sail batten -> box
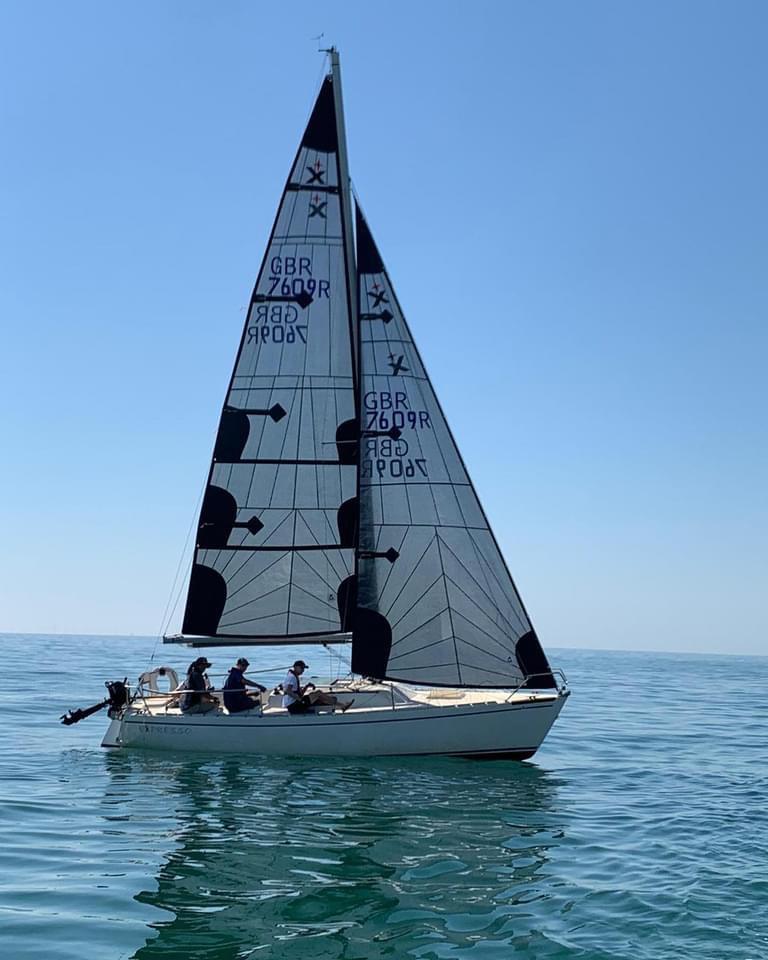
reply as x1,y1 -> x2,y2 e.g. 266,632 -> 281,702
181,71 -> 358,644
352,204 -> 556,689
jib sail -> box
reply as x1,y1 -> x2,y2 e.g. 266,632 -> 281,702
352,204 -> 555,688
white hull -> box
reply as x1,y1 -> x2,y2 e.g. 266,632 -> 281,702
102,685 -> 569,760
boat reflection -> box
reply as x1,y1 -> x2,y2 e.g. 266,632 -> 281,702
102,752 -> 565,959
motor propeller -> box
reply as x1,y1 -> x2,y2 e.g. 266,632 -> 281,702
60,679 -> 129,726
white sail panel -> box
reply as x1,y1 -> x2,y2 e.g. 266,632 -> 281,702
353,205 -> 555,687
182,77 -> 357,640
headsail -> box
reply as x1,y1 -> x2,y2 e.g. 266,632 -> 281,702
181,73 -> 358,642
353,205 -> 555,688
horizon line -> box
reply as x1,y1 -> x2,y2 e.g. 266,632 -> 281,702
0,631 -> 764,659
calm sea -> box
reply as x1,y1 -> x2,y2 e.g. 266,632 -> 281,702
0,634 -> 765,960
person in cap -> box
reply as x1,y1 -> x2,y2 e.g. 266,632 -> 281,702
281,660 -> 354,715
179,656 -> 218,714
223,657 -> 267,714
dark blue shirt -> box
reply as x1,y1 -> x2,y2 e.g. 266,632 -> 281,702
223,667 -> 250,713
180,667 -> 207,711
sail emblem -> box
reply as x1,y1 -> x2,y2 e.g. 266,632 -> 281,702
306,160 -> 324,184
387,353 -> 408,375
368,282 -> 388,307
309,195 -> 327,218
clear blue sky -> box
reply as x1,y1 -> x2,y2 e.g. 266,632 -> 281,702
1,1 -> 766,654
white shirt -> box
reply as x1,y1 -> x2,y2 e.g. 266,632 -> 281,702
282,670 -> 301,708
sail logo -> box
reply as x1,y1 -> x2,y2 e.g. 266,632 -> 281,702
309,195 -> 327,219
368,281 -> 389,308
388,353 -> 409,376
305,160 -> 325,184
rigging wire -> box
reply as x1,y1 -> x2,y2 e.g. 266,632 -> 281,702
303,49 -> 331,129
148,477 -> 207,667
324,640 -> 352,682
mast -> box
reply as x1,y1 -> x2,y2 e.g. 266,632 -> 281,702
329,48 -> 359,405
328,48 -> 361,640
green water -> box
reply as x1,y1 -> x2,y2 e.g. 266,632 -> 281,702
1,635 -> 766,959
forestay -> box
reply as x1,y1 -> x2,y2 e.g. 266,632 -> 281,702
352,205 -> 555,688
182,77 -> 358,641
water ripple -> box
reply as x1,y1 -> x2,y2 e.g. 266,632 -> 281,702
1,637 -> 767,959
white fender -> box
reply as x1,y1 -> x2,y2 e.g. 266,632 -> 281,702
138,666 -> 180,693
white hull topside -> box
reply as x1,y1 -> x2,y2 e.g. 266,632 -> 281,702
102,682 -> 569,760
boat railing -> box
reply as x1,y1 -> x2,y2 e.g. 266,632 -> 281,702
131,685 -> 274,717
133,671 -> 282,700
129,672 -> 566,712
505,669 -> 569,702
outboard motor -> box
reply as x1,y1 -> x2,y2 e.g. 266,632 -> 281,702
105,680 -> 128,715
61,678 -> 129,726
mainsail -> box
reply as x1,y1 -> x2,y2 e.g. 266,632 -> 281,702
181,75 -> 358,641
352,206 -> 555,688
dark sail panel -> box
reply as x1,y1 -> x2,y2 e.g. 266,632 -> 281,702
353,204 -> 555,687
302,77 -> 338,153
181,76 -> 356,640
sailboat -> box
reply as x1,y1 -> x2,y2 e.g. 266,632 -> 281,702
95,51 -> 569,759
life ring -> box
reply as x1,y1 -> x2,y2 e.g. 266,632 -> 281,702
138,666 -> 180,693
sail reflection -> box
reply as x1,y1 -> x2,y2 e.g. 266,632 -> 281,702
101,753 -> 565,959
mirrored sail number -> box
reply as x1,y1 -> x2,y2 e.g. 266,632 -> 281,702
247,304 -> 307,345
267,256 -> 330,299
361,437 -> 428,480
